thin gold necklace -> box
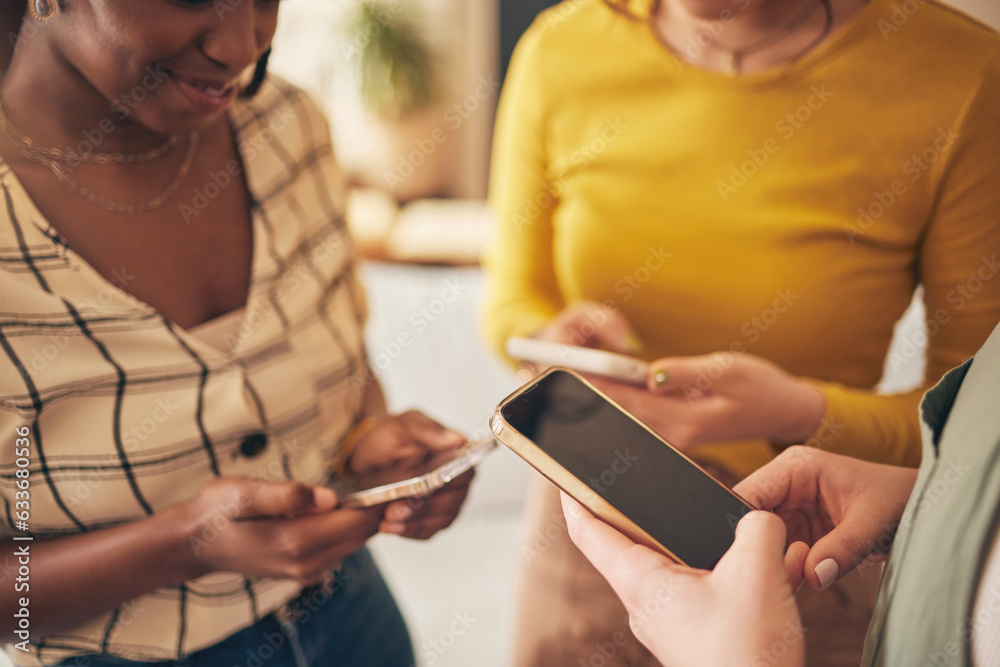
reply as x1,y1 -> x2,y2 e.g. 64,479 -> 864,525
0,100 -> 199,214
723,0 -> 829,73
660,0 -> 833,74
0,99 -> 180,164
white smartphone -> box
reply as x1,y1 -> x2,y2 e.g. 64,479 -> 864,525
334,437 -> 496,508
491,368 -> 755,569
506,336 -> 650,385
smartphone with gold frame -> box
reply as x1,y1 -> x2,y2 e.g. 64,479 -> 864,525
491,368 -> 755,569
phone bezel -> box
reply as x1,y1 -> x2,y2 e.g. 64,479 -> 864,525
490,367 -> 756,566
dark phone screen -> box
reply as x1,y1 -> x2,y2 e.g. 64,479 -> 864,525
501,370 -> 753,569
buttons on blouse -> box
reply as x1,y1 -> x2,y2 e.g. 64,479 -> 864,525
239,432 -> 268,458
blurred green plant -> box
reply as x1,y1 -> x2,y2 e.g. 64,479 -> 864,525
351,0 -> 439,118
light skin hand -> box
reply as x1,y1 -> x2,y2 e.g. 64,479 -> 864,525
588,353 -> 825,449
734,447 -> 918,590
519,301 -> 643,377
535,301 -> 642,353
345,410 -> 473,540
562,493 -> 807,667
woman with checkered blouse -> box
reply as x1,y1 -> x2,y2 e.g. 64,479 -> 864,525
0,1 -> 474,665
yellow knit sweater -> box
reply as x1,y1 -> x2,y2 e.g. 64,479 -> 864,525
485,0 -> 1000,476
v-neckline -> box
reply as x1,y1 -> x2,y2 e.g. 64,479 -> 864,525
0,105 -> 265,361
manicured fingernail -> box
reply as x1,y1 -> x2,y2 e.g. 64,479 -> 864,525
381,522 -> 406,535
815,558 -> 839,589
624,334 -> 644,354
313,487 -> 337,510
653,370 -> 670,388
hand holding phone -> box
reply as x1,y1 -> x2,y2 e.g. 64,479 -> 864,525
331,412 -> 485,540
562,493 -> 803,667
334,437 -> 496,508
491,368 -> 755,569
506,336 -> 650,385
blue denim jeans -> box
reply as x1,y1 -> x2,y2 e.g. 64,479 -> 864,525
58,548 -> 414,667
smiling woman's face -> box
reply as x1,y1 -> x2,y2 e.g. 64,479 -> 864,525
43,0 -> 281,133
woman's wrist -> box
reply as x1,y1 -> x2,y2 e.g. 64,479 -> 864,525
773,380 -> 827,445
166,500 -> 218,582
334,415 -> 384,477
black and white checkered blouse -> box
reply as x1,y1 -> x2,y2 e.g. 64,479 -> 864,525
0,77 -> 369,665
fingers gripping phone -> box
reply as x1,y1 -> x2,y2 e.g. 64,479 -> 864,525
334,437 -> 496,508
506,337 -> 650,385
491,368 -> 755,569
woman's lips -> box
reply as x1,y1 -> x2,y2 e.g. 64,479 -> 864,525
170,73 -> 238,113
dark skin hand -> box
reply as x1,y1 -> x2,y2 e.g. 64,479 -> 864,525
11,479 -> 382,640
2,399 -> 476,641
345,409 -> 475,540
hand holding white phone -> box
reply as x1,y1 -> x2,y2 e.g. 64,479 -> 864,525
506,336 -> 650,385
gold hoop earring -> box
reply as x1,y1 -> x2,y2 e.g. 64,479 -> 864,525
29,0 -> 56,21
